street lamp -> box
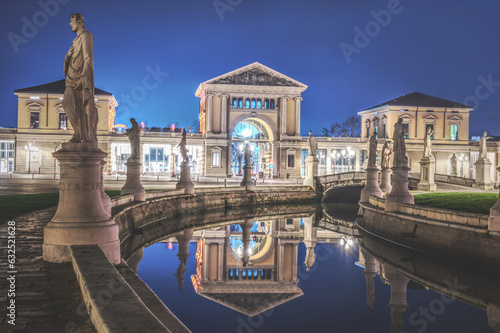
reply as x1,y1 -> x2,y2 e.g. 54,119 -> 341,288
341,149 -> 346,173
459,154 -> 469,177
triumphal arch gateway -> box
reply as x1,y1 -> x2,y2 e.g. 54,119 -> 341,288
196,62 -> 308,179
4,62 -> 499,182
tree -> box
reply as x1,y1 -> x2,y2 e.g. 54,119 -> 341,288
329,116 -> 360,137
191,119 -> 200,134
320,127 -> 330,137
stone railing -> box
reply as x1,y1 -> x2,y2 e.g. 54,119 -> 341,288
367,195 -> 488,228
434,173 -> 475,187
315,171 -> 366,185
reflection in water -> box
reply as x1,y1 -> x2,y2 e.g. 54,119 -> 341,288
130,204 -> 499,333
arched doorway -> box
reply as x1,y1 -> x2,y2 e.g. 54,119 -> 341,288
230,117 -> 275,177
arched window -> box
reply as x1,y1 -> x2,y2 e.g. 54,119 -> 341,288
270,99 -> 275,109
245,99 -> 251,108
256,99 -> 262,108
264,99 -> 269,109
251,99 -> 256,108
232,98 -> 237,108
238,98 -> 243,108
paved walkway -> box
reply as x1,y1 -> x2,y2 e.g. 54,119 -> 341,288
0,207 -> 96,333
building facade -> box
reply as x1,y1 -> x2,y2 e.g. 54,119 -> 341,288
3,66 -> 499,182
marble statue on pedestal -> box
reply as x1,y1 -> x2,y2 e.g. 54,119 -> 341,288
450,153 -> 457,176
367,135 -> 377,168
393,118 -> 408,167
381,141 -> 392,169
308,130 -> 317,156
479,131 -> 492,160
125,118 -> 141,159
423,127 -> 433,158
179,128 -> 189,162
63,13 -> 98,143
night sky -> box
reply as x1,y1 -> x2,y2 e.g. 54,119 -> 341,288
1,0 -> 499,136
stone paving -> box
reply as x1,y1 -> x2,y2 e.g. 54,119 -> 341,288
0,207 -> 96,333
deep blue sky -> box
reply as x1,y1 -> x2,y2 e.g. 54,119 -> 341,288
1,0 -> 499,136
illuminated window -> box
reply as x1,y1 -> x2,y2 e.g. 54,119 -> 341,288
270,99 -> 275,109
264,99 -> 269,109
238,98 -> 243,108
232,98 -> 237,108
212,152 -> 220,167
374,125 -> 378,138
59,113 -> 68,130
251,99 -> 256,108
30,112 -> 40,129
256,99 -> 262,108
425,124 -> 434,140
245,99 -> 251,108
450,125 -> 458,141
402,124 -> 409,139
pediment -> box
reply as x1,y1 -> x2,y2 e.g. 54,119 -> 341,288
203,62 -> 307,88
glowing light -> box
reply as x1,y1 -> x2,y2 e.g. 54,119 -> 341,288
167,242 -> 173,250
30,96 -> 40,100
242,128 -> 252,138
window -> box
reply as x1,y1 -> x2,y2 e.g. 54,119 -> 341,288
286,219 -> 293,225
401,109 -> 409,112
238,98 -> 243,108
232,98 -> 237,108
382,124 -> 386,138
426,110 -> 434,112
59,113 -> 68,130
402,124 -> 409,139
264,99 -> 269,109
374,125 -> 378,138
425,124 -> 433,140
251,99 -> 256,108
287,154 -> 295,168
270,99 -> 275,109
30,112 -> 40,129
450,125 -> 458,141
245,99 -> 251,108
256,99 -> 262,108
366,126 -> 370,138
212,152 -> 220,167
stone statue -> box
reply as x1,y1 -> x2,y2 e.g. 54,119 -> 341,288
125,118 -> 140,159
423,127 -> 433,158
450,153 -> 457,175
393,118 -> 408,167
178,128 -> 189,163
479,131 -> 492,159
173,260 -> 187,292
367,135 -> 377,168
63,13 -> 98,143
308,130 -> 317,157
381,141 -> 392,169
244,143 -> 252,167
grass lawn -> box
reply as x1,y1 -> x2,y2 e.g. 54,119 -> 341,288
413,192 -> 499,215
0,190 -> 122,224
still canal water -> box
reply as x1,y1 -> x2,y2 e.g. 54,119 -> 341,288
129,203 -> 497,333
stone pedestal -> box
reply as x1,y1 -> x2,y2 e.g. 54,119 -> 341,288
121,158 -> 146,201
176,161 -> 195,194
360,167 -> 382,202
304,155 -> 318,188
100,160 -> 111,216
380,168 -> 392,194
386,271 -> 410,333
488,167 -> 500,232
417,156 -> 437,191
474,158 -> 494,190
240,165 -> 256,190
43,142 -> 120,264
386,166 -> 414,212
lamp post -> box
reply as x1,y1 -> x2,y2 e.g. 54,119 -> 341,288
459,154 -> 469,178
24,143 -> 33,174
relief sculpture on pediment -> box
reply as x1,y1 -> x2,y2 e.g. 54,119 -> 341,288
213,69 -> 299,87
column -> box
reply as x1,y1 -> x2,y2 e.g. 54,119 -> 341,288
281,97 -> 288,136
326,149 -> 332,174
294,97 -> 302,136
386,268 -> 410,333
217,240 -> 224,282
291,240 -> 300,282
202,241 -> 209,282
220,95 -> 228,134
278,241 -> 285,282
206,94 -> 214,134
355,149 -> 361,171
